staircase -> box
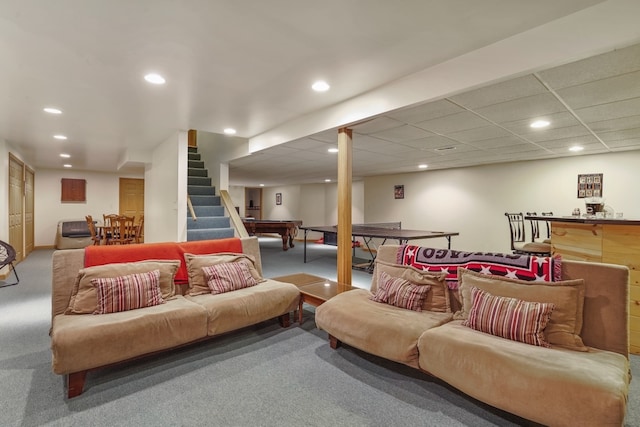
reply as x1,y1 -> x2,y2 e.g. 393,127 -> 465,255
187,147 -> 235,241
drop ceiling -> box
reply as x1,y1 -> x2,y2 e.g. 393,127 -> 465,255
1,1 -> 639,186
232,42 -> 640,186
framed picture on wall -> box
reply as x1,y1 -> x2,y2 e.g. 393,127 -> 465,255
276,193 -> 282,205
394,185 -> 404,199
577,173 -> 603,198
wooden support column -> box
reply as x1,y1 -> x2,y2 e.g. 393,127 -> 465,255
337,127 -> 353,285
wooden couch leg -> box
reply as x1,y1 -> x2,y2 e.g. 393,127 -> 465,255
67,371 -> 87,398
329,334 -> 341,349
278,313 -> 291,328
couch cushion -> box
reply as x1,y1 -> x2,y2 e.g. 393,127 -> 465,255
315,289 -> 452,368
462,286 -> 554,347
51,296 -> 208,374
370,271 -> 431,312
186,279 -> 299,336
417,321 -> 629,427
92,270 -> 165,314
372,259 -> 450,312
184,253 -> 265,296
65,260 -> 181,314
455,268 -> 587,351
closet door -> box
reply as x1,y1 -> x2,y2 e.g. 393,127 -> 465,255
119,178 -> 144,221
8,154 -> 24,262
24,166 -> 35,256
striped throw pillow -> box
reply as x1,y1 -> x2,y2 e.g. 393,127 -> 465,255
370,271 -> 431,312
92,270 -> 164,314
462,286 -> 555,347
203,262 -> 259,295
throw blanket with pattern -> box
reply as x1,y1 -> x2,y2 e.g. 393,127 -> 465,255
397,245 -> 562,290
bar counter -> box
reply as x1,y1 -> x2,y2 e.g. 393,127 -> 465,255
527,215 -> 640,354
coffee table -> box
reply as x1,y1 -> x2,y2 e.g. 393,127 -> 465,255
271,273 -> 353,323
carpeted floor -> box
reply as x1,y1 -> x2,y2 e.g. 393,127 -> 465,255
0,239 -> 638,426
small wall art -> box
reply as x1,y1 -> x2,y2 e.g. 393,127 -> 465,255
394,185 -> 404,199
577,173 -> 603,198
276,193 -> 282,205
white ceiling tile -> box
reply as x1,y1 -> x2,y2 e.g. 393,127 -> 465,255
501,111 -> 582,135
588,115 -> 640,132
415,111 -> 493,134
475,93 -> 567,123
467,135 -> 531,149
538,43 -> 640,90
523,125 -> 592,143
574,97 -> 640,122
536,135 -> 600,149
386,99 -> 464,124
446,125 -> 512,143
351,117 -> 404,134
398,135 -> 459,149
598,128 -> 640,141
556,71 -> 640,110
449,74 -> 547,109
368,125 -> 434,142
607,138 -> 640,150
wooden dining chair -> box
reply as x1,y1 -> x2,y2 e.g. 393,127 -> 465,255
102,214 -> 119,244
132,215 -> 144,244
84,215 -> 102,246
109,215 -> 136,245
505,212 -> 551,256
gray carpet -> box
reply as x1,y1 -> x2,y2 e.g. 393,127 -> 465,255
0,239 -> 638,426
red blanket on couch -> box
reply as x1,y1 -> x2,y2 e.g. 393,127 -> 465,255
84,238 -> 244,284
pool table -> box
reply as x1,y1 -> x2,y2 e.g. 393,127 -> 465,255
242,219 -> 303,251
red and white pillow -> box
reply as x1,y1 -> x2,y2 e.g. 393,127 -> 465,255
370,271 -> 431,312
91,269 -> 164,314
202,262 -> 259,295
462,286 -> 555,347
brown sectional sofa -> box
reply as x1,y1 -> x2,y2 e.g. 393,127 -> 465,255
315,245 -> 631,427
50,236 -> 300,398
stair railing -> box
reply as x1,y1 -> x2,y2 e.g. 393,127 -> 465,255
219,190 -> 249,238
187,195 -> 197,221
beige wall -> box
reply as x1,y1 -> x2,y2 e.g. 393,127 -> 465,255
145,131 -> 188,243
34,169 -> 143,247
5,136 -> 640,254
364,151 -> 640,253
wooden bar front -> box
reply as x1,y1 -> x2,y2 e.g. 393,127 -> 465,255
537,216 -> 640,354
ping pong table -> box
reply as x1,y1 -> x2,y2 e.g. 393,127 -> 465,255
299,223 -> 459,271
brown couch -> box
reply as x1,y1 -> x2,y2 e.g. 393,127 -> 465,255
50,236 -> 300,398
315,245 -> 631,427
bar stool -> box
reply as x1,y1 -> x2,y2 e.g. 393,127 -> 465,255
505,212 -> 551,256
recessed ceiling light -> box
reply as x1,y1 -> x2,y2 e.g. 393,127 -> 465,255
144,73 -> 166,84
419,164 -> 428,169
63,164 -> 72,168
223,128 -> 237,135
60,153 -> 71,158
259,184 -> 265,187
530,120 -> 550,128
569,146 -> 584,152
312,80 -> 330,92
44,107 -> 62,114
328,148 -> 338,153
53,135 -> 67,140
324,179 -> 331,182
